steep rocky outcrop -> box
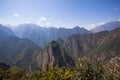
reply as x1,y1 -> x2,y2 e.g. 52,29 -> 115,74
36,41 -> 75,71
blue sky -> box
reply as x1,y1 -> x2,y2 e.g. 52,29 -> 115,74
0,0 -> 120,29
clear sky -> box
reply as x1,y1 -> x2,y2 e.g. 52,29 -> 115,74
0,0 -> 120,29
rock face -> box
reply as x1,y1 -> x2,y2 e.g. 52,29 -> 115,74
36,41 -> 75,71
91,21 -> 120,33
13,24 -> 90,47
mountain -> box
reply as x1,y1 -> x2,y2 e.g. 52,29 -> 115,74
13,24 -> 90,48
0,24 -> 15,35
88,27 -> 120,59
35,41 -> 75,71
0,25 -> 75,71
91,21 -> 120,33
0,26 -> 40,69
13,24 -> 48,48
34,27 -> 120,71
63,27 -> 120,60
63,31 -> 109,59
0,23 -> 120,71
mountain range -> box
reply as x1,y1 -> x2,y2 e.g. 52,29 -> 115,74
13,24 -> 90,48
0,21 -> 120,71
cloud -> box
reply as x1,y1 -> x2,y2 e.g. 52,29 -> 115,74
38,16 -> 52,27
89,22 -> 105,27
46,22 -> 50,26
114,8 -> 119,10
14,14 -> 20,18
37,16 -> 62,27
88,22 -> 105,29
38,16 -> 47,26
39,16 -> 46,22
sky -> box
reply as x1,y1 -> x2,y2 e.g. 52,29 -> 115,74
0,0 -> 120,29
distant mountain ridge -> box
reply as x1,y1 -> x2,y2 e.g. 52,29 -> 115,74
12,24 -> 90,47
91,21 -> 120,33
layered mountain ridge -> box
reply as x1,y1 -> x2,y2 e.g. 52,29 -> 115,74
0,21 -> 120,71
13,24 -> 90,47
0,25 -> 40,69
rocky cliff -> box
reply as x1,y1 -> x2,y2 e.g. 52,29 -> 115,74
36,41 -> 75,71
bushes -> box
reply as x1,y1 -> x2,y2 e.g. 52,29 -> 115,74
0,56 -> 120,80
0,66 -> 29,80
75,57 -> 104,80
31,66 -> 75,80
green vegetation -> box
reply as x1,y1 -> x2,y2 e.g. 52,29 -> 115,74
0,56 -> 120,80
